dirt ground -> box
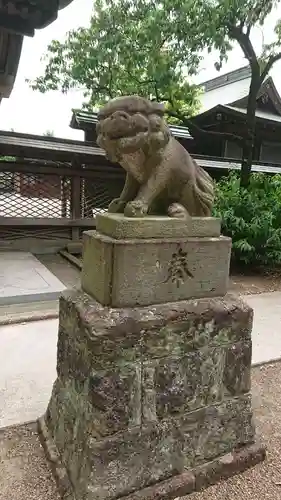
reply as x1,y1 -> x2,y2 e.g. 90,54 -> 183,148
0,362 -> 281,500
189,362 -> 281,500
229,270 -> 281,295
0,422 -> 60,500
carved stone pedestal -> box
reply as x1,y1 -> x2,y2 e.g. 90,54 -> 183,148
81,214 -> 231,307
39,214 -> 265,500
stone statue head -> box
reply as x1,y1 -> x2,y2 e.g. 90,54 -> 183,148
96,96 -> 171,162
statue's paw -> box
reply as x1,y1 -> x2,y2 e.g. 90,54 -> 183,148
108,198 -> 127,213
168,203 -> 190,219
124,200 -> 148,218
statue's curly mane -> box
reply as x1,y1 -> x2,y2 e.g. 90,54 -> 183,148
96,96 -> 171,160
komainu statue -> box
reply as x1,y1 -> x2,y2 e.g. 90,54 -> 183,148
96,96 -> 214,218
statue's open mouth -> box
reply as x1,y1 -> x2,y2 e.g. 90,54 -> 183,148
105,128 -> 146,140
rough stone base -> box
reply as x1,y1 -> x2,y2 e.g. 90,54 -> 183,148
38,415 -> 265,500
42,289 -> 264,500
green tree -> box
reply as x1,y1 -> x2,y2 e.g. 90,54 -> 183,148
156,0 -> 281,186
29,0 -> 202,123
30,0 -> 281,187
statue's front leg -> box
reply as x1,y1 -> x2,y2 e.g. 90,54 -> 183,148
124,165 -> 169,217
108,173 -> 139,213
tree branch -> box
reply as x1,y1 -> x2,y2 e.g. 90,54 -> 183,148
126,70 -> 157,87
261,52 -> 281,81
154,84 -> 160,101
227,24 -> 259,73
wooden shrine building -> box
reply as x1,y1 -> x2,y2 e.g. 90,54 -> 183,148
0,0 -> 74,103
70,66 -> 281,166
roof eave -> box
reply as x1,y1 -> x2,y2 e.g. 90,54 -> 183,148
0,30 -> 23,99
189,105 -> 226,122
0,0 -> 74,37
69,114 -> 79,130
228,76 -> 281,115
193,103 -> 281,128
59,0 -> 74,9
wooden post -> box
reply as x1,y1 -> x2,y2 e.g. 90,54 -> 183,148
70,160 -> 82,242
61,176 -> 68,218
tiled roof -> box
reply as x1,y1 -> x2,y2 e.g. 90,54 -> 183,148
199,77 -> 251,112
200,66 -> 251,92
224,105 -> 281,124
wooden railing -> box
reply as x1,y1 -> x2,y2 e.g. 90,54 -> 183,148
1,129 -> 281,252
0,158 -> 124,249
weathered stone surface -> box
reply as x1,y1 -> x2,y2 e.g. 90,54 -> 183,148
57,289 -> 253,369
96,96 -> 214,218
43,395 -> 256,500
96,213 -> 221,240
52,338 -> 251,439
193,441 -> 266,492
41,291 -> 261,500
46,370 -> 140,441
82,233 -> 113,306
39,411 -> 265,500
81,230 -> 231,307
85,421 -> 183,500
153,341 -> 251,419
181,395 -> 255,467
120,471 -> 196,500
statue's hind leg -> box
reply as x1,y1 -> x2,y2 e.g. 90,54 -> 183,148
177,181 -> 212,217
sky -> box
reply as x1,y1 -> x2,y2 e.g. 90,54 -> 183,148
1,0 -> 281,140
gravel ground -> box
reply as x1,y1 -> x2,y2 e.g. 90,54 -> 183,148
230,272 -> 281,295
189,362 -> 281,500
1,362 -> 281,500
0,422 -> 59,500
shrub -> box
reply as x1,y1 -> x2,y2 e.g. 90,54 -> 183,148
213,172 -> 281,267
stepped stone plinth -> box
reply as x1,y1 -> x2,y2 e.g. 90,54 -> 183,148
38,95 -> 265,500
38,214 -> 265,500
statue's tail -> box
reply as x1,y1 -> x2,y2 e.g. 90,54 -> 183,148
192,160 -> 214,216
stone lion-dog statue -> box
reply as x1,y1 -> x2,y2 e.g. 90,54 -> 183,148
96,96 -> 214,218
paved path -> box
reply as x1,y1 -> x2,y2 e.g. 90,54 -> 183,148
0,252 -> 65,306
0,319 -> 58,428
244,292 -> 281,366
0,292 -> 281,428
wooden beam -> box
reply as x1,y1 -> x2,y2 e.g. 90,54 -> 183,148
0,218 -> 97,226
60,250 -> 82,270
0,160 -> 124,179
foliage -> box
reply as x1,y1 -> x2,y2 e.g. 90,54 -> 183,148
155,0 -> 281,186
30,0 -> 281,182
29,0 -> 202,122
159,0 -> 281,70
213,172 -> 281,267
